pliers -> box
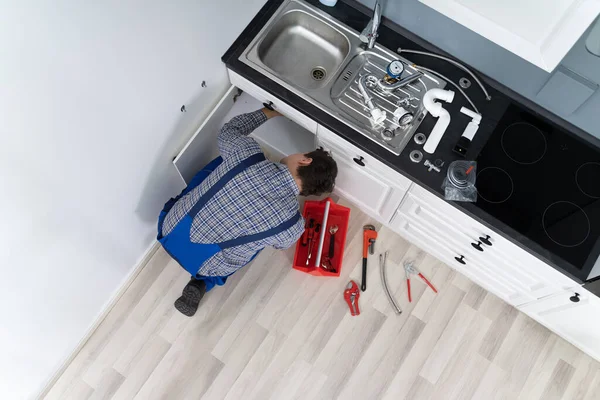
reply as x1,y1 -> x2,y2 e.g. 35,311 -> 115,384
404,261 -> 437,302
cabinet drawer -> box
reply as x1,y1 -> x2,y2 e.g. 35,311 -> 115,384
399,193 -> 563,299
409,184 -> 579,292
228,69 -> 318,134
391,212 -> 532,305
316,125 -> 412,191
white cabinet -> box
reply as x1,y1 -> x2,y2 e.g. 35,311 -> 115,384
419,0 -> 600,72
388,183 -> 580,306
173,85 -> 316,184
519,288 -> 600,361
316,125 -> 412,224
392,196 -> 535,306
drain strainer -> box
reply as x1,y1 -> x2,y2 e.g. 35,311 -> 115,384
311,67 -> 326,81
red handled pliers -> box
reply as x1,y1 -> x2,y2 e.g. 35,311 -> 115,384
404,261 -> 437,302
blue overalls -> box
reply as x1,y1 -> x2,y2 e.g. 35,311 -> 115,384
157,153 -> 301,291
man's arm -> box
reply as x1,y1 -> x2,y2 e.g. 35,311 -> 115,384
218,108 -> 281,158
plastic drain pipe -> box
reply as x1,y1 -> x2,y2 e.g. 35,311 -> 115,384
423,88 -> 455,154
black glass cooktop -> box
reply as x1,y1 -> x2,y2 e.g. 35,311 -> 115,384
476,104 -> 600,276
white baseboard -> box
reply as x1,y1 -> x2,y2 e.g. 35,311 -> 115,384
36,241 -> 162,400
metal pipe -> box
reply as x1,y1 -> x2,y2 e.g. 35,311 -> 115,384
375,71 -> 424,92
398,48 -> 492,101
358,74 -> 376,111
358,74 -> 386,124
380,252 -> 402,315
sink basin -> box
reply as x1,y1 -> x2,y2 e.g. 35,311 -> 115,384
241,0 -> 446,155
256,10 -> 350,90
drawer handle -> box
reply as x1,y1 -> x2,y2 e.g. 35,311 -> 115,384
353,156 -> 366,167
263,101 -> 275,111
479,235 -> 492,246
570,292 -> 580,303
471,241 -> 484,252
455,255 -> 466,265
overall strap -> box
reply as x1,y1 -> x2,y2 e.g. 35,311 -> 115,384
218,211 -> 302,249
188,153 -> 266,218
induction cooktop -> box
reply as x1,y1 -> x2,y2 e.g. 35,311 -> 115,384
476,104 -> 600,279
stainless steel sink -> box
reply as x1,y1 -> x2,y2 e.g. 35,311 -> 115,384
255,10 -> 350,90
242,0 -> 446,155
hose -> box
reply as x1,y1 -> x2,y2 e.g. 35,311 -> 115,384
398,48 -> 492,101
415,65 -> 480,115
380,252 -> 402,315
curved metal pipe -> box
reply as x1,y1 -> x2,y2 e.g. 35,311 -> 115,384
358,74 -> 386,124
398,48 -> 492,101
358,74 -> 376,111
375,71 -> 424,92
380,252 -> 402,315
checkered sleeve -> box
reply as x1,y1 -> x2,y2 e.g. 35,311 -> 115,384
218,110 -> 268,158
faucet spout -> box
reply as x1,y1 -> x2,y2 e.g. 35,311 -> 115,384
360,0 -> 382,49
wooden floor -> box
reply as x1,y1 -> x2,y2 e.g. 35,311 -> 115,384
45,199 -> 600,400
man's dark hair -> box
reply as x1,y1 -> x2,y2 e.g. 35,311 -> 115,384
297,148 -> 338,196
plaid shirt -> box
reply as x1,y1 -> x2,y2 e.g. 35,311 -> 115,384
162,110 -> 304,277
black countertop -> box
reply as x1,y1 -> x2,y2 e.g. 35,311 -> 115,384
222,0 -> 600,283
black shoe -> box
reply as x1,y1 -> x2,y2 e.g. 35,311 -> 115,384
174,278 -> 206,317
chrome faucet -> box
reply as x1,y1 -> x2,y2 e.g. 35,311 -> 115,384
360,0 -> 382,49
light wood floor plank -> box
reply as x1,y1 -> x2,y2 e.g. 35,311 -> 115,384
42,200 -> 600,400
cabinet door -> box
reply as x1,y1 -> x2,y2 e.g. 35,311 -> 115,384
419,0 -> 600,72
317,136 -> 407,224
174,87 -> 315,184
519,289 -> 600,362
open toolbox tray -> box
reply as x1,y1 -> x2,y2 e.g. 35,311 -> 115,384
292,198 -> 350,277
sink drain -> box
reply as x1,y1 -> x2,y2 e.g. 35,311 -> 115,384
311,67 -> 326,81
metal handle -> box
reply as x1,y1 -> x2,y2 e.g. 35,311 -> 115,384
263,101 -> 274,110
353,156 -> 366,167
455,255 -> 466,265
471,241 -> 483,252
328,234 -> 335,258
479,235 -> 492,246
361,258 -> 367,291
570,292 -> 580,303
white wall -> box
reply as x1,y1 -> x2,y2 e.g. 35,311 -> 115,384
0,0 -> 266,398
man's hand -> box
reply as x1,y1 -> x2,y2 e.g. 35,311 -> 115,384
261,107 -> 282,119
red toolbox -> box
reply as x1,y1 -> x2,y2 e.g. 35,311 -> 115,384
292,198 -> 350,277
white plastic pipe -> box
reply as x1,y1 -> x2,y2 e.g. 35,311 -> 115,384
423,88 -> 455,154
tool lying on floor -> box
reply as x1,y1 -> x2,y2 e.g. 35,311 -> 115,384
380,251 -> 402,314
361,225 -> 378,292
404,261 -> 437,302
344,280 -> 360,316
